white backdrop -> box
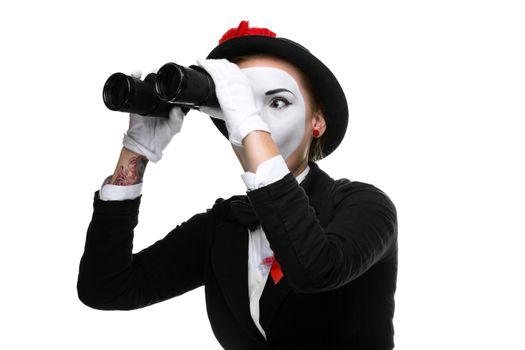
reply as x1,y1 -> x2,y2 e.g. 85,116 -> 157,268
1,0 -> 524,349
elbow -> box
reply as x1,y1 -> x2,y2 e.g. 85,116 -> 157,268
78,296 -> 109,311
77,278 -> 127,311
77,290 -> 104,310
77,282 -> 113,310
284,268 -> 345,294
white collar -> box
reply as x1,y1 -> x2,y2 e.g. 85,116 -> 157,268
295,164 -> 310,184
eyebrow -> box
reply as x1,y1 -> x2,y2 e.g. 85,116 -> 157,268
265,88 -> 294,96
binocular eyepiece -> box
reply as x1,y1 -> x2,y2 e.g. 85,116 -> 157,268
103,63 -> 219,118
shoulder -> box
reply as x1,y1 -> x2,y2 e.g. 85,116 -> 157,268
309,162 -> 397,220
207,194 -> 247,221
331,177 -> 397,221
211,194 -> 246,208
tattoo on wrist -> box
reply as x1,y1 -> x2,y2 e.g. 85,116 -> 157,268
112,155 -> 148,185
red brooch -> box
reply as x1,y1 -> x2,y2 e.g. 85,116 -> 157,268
219,20 -> 277,44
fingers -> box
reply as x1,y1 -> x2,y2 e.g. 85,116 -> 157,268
197,58 -> 240,82
169,106 -> 185,121
128,112 -> 142,128
167,106 -> 185,133
130,70 -> 142,79
199,105 -> 224,121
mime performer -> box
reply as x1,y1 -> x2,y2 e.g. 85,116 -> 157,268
78,20 -> 398,350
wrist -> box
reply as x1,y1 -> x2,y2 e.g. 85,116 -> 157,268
122,134 -> 160,163
242,131 -> 280,173
121,146 -> 145,159
109,147 -> 149,185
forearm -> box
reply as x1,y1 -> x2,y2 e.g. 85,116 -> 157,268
247,174 -> 398,293
109,147 -> 149,185
242,131 -> 280,173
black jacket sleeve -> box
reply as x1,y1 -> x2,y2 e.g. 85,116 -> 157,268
246,173 -> 397,294
77,191 -> 211,310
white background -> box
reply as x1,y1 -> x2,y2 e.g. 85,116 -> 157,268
1,0 -> 524,349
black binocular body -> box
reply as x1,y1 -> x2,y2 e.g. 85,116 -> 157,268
102,63 -> 219,118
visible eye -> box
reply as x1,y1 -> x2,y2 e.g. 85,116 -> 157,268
269,97 -> 291,109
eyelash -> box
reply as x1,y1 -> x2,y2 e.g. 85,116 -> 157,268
269,96 -> 291,109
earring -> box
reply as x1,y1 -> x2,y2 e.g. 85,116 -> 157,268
312,129 -> 320,137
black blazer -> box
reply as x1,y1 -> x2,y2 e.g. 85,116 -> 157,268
78,161 -> 398,349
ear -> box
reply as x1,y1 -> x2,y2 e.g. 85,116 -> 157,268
311,111 -> 327,137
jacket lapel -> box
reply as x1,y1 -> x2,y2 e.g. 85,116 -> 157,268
210,221 -> 268,346
259,269 -> 292,331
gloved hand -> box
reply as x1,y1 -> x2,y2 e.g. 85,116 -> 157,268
196,59 -> 270,147
122,70 -> 185,163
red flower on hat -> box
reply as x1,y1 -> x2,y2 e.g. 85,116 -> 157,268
219,20 -> 277,44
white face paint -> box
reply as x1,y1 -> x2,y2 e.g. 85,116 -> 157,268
240,67 -> 306,160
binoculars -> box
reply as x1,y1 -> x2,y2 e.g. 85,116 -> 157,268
102,63 -> 220,118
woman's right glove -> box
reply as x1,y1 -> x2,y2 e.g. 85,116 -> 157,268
197,59 -> 271,147
122,70 -> 185,163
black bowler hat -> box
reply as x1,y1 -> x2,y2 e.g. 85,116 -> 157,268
206,20 -> 348,158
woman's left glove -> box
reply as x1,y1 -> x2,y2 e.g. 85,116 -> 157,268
197,58 -> 270,147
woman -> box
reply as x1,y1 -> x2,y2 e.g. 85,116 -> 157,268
78,21 -> 398,349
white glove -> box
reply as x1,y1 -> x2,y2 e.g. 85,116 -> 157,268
196,58 -> 270,147
122,70 -> 185,163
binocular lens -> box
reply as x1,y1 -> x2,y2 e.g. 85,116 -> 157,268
155,63 -> 183,101
103,73 -> 132,110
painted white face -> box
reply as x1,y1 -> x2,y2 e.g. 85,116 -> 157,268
240,67 -> 306,160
